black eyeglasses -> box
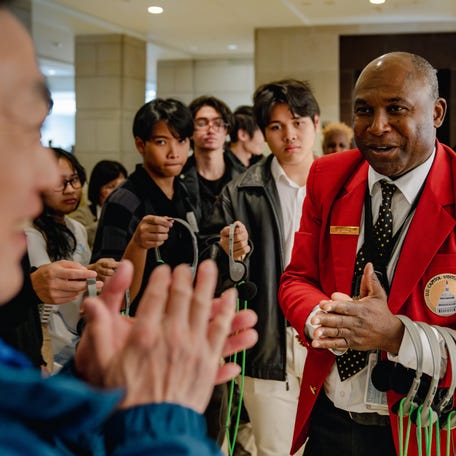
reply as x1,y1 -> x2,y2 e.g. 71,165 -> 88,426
54,176 -> 82,192
194,117 -> 228,130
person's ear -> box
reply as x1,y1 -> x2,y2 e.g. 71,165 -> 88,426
313,114 -> 321,131
433,98 -> 447,128
238,129 -> 249,143
134,137 -> 145,156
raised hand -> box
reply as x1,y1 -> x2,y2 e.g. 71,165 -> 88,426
75,259 -> 258,412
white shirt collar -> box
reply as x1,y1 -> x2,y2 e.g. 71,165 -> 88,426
368,148 -> 436,204
270,155 -> 302,189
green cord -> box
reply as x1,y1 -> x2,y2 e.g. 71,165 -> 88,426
398,397 -> 415,456
398,398 -> 405,456
424,414 -> 433,456
225,294 -> 248,456
416,405 -> 423,456
435,416 -> 440,456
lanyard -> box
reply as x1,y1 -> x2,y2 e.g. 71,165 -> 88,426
360,180 -> 426,295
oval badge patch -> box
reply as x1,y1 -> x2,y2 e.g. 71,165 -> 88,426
424,274 -> 456,316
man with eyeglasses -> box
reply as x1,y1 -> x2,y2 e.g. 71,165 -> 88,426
181,96 -> 245,229
180,96 -> 250,446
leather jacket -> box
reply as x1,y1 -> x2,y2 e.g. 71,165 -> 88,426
210,155 -> 287,380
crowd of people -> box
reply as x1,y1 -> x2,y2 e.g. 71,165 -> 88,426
2,0 -> 456,455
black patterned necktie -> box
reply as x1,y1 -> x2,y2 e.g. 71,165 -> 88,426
336,179 -> 397,381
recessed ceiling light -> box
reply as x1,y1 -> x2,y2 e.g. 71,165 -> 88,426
48,69 -> 56,76
369,0 -> 385,4
148,6 -> 163,14
227,44 -> 238,51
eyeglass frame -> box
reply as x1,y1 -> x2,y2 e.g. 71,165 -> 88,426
54,175 -> 82,192
193,116 -> 229,131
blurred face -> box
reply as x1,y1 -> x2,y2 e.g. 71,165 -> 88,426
135,120 -> 190,181
323,131 -> 351,155
0,11 -> 59,302
244,128 -> 265,156
264,103 -> 319,166
192,105 -> 228,154
353,54 -> 446,178
43,157 -> 82,218
99,174 -> 125,206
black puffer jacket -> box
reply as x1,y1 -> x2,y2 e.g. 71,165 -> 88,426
210,154 -> 287,380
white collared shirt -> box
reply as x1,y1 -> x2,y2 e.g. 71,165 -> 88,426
271,156 -> 307,268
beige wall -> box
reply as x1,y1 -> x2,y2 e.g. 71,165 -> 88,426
157,58 -> 255,110
255,21 -> 456,155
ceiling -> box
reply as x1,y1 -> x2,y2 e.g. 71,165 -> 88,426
32,0 -> 456,80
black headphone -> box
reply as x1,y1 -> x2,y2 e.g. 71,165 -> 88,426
371,315 -> 424,416
154,217 -> 199,278
432,326 -> 456,428
393,315 -> 424,416
228,223 -> 247,282
228,223 -> 257,301
199,224 -> 257,301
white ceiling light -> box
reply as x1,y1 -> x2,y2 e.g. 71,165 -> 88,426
148,6 -> 164,14
369,0 -> 385,4
227,44 -> 238,50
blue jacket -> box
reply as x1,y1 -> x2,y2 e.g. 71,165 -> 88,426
0,339 -> 222,455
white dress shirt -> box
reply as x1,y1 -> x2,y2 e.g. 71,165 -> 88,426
270,156 -> 307,268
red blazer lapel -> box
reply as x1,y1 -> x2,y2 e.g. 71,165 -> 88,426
389,144 -> 456,313
329,164 -> 368,294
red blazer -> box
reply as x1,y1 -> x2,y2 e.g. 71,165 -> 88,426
279,141 -> 456,454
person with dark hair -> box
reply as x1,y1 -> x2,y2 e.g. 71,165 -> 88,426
209,79 -> 320,455
0,4 -> 257,453
91,98 -> 250,315
71,159 -> 127,247
226,105 -> 265,168
179,96 -> 254,447
180,95 -> 245,227
279,52 -> 453,455
26,147 -> 118,371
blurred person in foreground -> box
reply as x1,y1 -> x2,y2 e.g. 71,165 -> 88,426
0,2 -> 257,454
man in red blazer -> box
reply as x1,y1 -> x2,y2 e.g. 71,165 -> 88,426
279,51 -> 455,455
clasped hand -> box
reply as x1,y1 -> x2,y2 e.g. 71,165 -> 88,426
311,263 -> 403,355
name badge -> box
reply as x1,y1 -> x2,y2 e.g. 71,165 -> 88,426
330,226 -> 359,235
